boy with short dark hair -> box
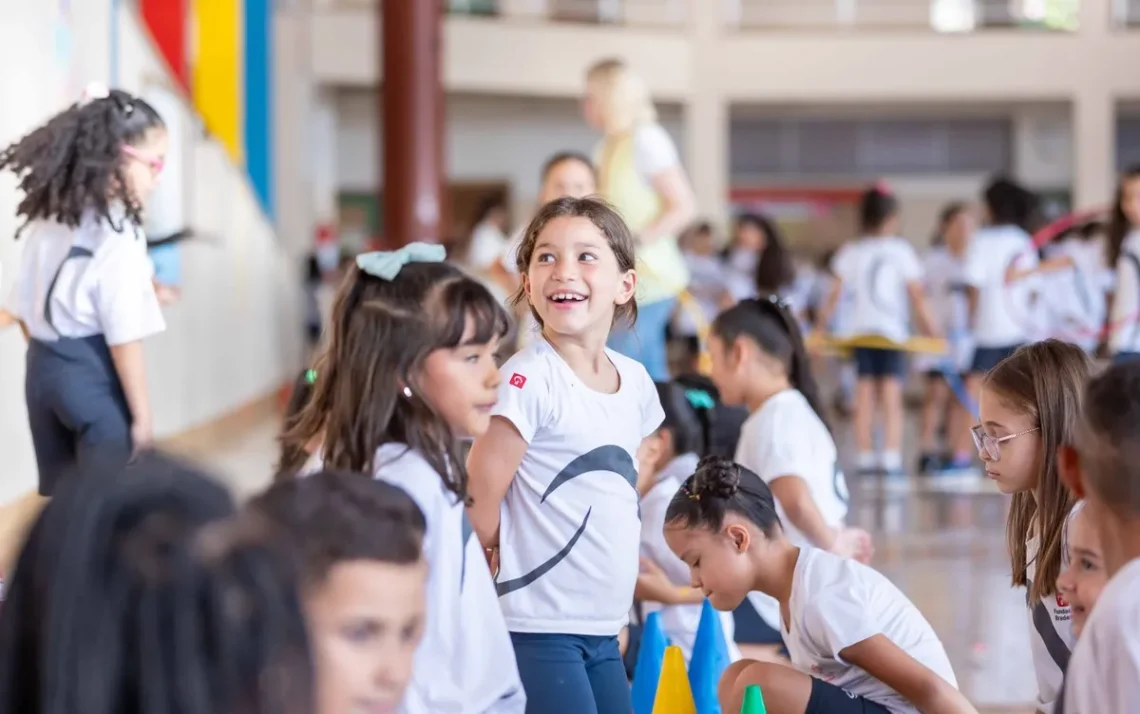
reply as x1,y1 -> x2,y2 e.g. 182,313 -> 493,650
247,471 -> 428,714
1058,361 -> 1140,713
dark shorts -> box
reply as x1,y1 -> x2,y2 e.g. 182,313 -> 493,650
852,348 -> 906,379
807,678 -> 892,714
970,344 -> 1023,374
1114,351 -> 1140,365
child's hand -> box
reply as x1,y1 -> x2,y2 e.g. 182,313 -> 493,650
830,527 -> 874,564
130,419 -> 153,459
485,546 -> 500,578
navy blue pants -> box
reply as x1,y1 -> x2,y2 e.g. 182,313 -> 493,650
26,335 -> 132,495
511,632 -> 631,714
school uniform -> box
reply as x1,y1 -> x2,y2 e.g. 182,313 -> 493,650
1059,557 -> 1140,714
639,452 -> 741,663
734,389 -> 848,632
1024,510 -> 1078,714
913,246 -> 972,376
962,225 -> 1038,373
830,237 -> 923,379
373,443 -> 526,714
1109,228 -> 1140,362
5,211 -> 164,494
781,547 -> 959,714
492,340 -> 664,714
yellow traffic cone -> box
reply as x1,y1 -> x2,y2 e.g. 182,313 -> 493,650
651,645 -> 697,714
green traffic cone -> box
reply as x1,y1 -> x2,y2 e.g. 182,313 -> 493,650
740,684 -> 767,714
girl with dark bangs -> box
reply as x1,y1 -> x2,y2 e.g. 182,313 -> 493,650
277,243 -> 526,714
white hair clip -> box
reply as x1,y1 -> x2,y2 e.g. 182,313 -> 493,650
80,82 -> 110,106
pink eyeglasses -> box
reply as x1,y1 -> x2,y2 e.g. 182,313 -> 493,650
122,145 -> 165,175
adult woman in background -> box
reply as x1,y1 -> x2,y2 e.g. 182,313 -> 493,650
584,58 -> 696,380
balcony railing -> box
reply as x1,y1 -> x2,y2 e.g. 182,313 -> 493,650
447,0 -> 689,27
725,0 -> 1080,31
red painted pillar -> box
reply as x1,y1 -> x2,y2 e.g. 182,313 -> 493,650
380,0 -> 445,248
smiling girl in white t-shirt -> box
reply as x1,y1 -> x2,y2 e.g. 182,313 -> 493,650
663,457 -> 971,714
705,295 -> 872,634
467,197 -> 664,714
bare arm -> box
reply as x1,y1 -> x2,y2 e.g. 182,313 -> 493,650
906,281 -> 941,338
0,309 -> 15,330
466,416 -> 529,548
769,476 -> 840,549
634,559 -> 705,605
841,635 -> 979,714
639,165 -> 696,246
109,340 -> 152,447
1005,255 -> 1073,284
813,279 -> 843,335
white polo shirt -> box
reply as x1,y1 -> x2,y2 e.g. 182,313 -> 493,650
1110,229 -> 1140,355
6,211 -> 164,345
373,444 -> 525,714
962,225 -> 1039,348
492,340 -> 665,635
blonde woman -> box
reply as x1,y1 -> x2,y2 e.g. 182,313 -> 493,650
584,58 -> 696,380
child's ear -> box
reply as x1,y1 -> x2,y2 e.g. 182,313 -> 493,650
522,274 -> 532,300
1057,444 -> 1087,500
726,523 -> 751,554
615,269 -> 637,307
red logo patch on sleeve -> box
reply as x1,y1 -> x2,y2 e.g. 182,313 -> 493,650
509,373 -> 527,389
1056,592 -> 1069,608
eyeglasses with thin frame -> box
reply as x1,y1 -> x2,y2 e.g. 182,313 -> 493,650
122,145 -> 165,175
971,424 -> 1040,462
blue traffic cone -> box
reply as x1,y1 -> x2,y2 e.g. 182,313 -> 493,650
632,612 -> 669,714
689,600 -> 731,714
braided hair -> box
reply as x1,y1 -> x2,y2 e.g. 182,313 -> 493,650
0,89 -> 165,237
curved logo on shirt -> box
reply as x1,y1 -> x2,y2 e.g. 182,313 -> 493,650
866,255 -> 895,319
495,445 -> 639,597
460,511 -> 474,591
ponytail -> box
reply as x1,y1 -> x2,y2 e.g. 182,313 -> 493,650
710,295 -> 831,434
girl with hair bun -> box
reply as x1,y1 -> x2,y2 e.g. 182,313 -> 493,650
662,457 -> 973,714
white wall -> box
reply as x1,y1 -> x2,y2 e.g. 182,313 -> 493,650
335,91 -> 686,221
0,3 -> 303,503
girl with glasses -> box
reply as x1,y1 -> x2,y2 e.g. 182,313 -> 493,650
973,339 -> 1091,714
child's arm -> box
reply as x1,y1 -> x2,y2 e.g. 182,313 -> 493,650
634,558 -> 705,605
1005,255 -> 1073,284
812,278 -> 843,336
109,340 -> 153,452
769,476 -> 871,562
466,416 -> 528,549
840,635 -> 979,714
0,308 -> 14,330
906,281 -> 942,338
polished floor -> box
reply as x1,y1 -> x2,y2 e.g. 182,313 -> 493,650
173,398 -> 1035,713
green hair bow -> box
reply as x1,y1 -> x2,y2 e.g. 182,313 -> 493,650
355,242 -> 447,281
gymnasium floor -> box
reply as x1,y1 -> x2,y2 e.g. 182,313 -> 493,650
172,399 -> 1036,714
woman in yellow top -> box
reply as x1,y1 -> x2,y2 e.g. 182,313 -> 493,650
584,58 -> 697,380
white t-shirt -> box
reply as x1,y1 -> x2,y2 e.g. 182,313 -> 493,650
6,211 -> 165,344
639,452 -> 741,663
1110,229 -> 1140,354
830,237 -> 923,343
963,224 -> 1039,348
373,444 -> 526,714
1061,557 -> 1140,714
782,547 -> 959,714
914,247 -> 973,373
1043,239 -> 1111,352
492,340 -> 665,635
734,389 -> 848,629
1025,521 -> 1077,714
468,222 -> 508,272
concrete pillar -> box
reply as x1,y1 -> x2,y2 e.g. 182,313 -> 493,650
381,0 -> 445,247
687,0 -> 728,225
1072,91 -> 1116,209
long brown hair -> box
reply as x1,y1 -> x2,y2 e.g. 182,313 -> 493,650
277,260 -> 509,499
1107,166 -> 1140,266
984,340 -> 1090,602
